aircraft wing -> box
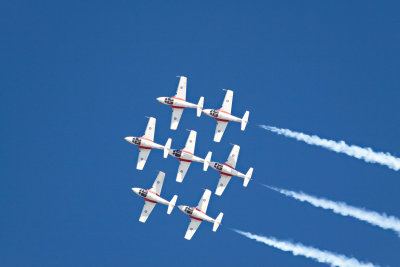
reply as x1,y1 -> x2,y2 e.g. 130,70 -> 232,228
150,171 -> 165,195
175,76 -> 187,100
136,148 -> 151,170
170,108 -> 184,130
176,161 -> 191,183
225,144 -> 240,169
215,175 -> 232,196
213,120 -> 228,142
196,189 -> 211,213
139,201 -> 156,223
220,89 -> 233,114
183,130 -> 197,154
184,218 -> 202,240
143,117 -> 156,141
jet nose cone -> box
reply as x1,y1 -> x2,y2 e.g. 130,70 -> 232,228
202,109 -> 210,114
156,97 -> 163,103
178,205 -> 185,212
131,188 -> 140,195
124,137 -> 132,143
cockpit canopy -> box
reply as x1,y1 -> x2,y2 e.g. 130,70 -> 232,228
139,189 -> 148,197
184,207 -> 193,215
210,110 -> 219,117
132,137 -> 141,145
172,149 -> 182,157
214,162 -> 223,171
164,97 -> 174,105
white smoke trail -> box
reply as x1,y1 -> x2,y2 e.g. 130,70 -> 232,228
259,125 -> 400,171
264,185 -> 400,236
233,229 -> 378,267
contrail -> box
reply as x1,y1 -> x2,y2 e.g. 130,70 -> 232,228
233,229 -> 379,267
264,185 -> 400,236
259,125 -> 400,171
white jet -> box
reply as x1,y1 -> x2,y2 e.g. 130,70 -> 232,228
202,89 -> 249,142
178,189 -> 223,240
124,117 -> 172,170
164,130 -> 211,182
156,76 -> 204,130
203,144 -> 253,196
131,171 -> 178,223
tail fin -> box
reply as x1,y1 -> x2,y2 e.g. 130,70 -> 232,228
164,138 -> 172,158
197,96 -> 204,117
203,151 -> 212,171
167,195 -> 178,214
243,167 -> 253,187
241,111 -> 249,131
213,212 -> 224,232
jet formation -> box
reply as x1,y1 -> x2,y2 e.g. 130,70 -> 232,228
125,76 -> 253,240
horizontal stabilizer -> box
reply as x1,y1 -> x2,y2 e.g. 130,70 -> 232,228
244,167 -> 253,187
197,96 -> 204,117
203,151 -> 212,171
213,212 -> 224,232
241,111 -> 249,131
164,138 -> 172,158
167,195 -> 178,214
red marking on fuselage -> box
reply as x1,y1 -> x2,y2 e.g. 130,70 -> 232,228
219,171 -> 233,177
147,190 -> 160,196
216,109 -> 231,115
189,216 -> 203,221
138,146 -> 152,149
144,198 -> 157,204
223,163 -> 234,169
171,106 -> 185,109
215,118 -> 229,122
178,158 -> 192,163
194,207 -> 206,215
172,96 -> 185,101
180,149 -> 194,155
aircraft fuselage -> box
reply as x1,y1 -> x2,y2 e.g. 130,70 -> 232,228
209,161 -> 246,178
169,149 -> 204,163
202,109 -> 241,122
132,188 -> 169,205
125,136 -> 164,150
157,96 -> 197,109
178,205 -> 215,223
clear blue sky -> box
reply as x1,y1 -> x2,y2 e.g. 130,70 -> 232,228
1,1 -> 399,266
